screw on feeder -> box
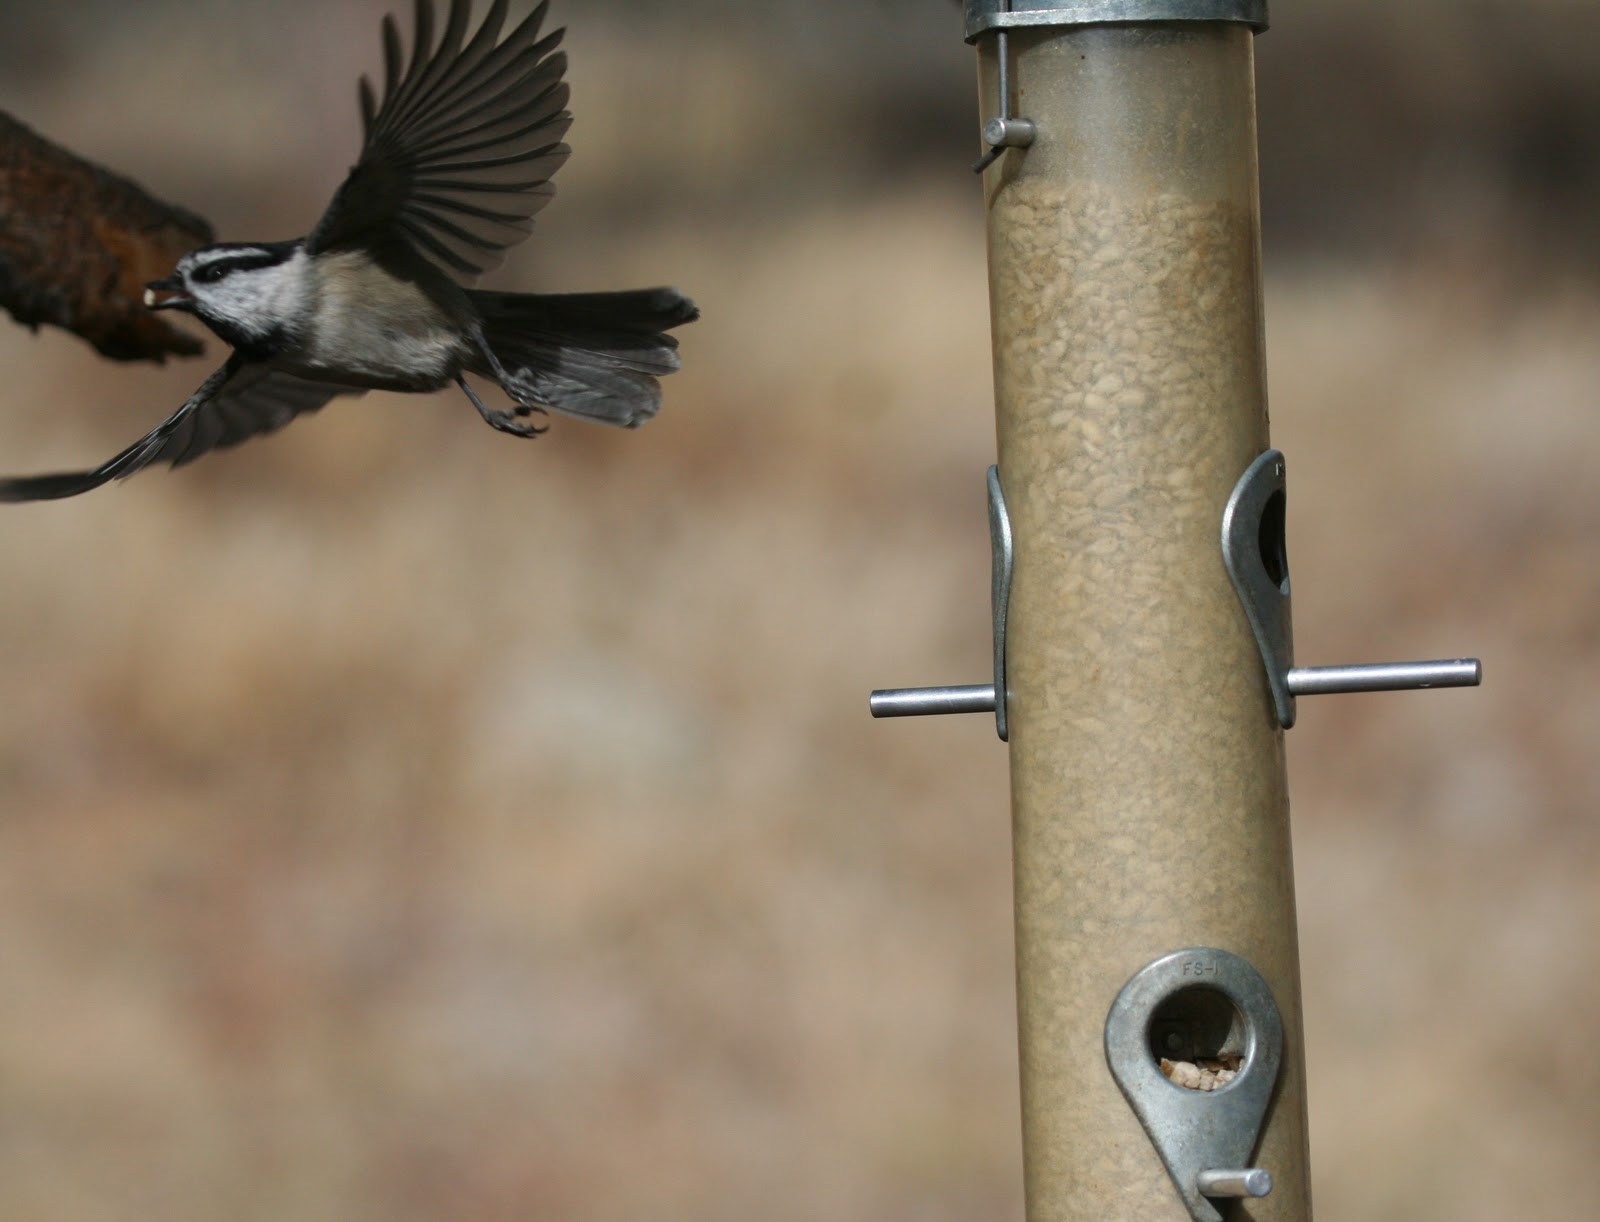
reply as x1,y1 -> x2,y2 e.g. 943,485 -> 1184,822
1196,1168 -> 1274,1199
972,11 -> 1036,173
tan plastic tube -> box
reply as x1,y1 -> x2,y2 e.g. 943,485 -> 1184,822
979,21 -> 1312,1221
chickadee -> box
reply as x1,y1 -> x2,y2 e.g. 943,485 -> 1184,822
0,0 -> 697,503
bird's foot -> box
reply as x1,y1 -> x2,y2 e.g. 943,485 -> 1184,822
457,376 -> 548,438
482,403 -> 549,438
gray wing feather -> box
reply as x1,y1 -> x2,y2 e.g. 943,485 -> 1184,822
165,364 -> 347,466
308,0 -> 571,284
0,360 -> 353,502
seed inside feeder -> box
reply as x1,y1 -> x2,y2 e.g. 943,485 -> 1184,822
1160,1053 -> 1244,1092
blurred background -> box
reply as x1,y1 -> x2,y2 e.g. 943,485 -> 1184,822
1,1 -> 1596,1218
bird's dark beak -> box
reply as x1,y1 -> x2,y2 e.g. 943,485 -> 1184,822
143,275 -> 191,311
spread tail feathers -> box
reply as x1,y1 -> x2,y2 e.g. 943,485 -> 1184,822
469,287 -> 699,428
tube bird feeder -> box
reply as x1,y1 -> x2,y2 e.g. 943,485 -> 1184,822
871,3 -> 1480,1219
977,9 -> 1310,1218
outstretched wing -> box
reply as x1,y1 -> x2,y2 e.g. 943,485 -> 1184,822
306,0 -> 571,285
0,358 -> 354,502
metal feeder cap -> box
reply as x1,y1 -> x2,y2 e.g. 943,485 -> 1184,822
965,0 -> 1270,42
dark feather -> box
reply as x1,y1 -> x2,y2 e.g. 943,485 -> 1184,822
472,287 -> 698,429
0,358 -> 355,502
308,0 -> 571,285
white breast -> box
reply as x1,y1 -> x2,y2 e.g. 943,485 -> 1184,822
294,250 -> 466,389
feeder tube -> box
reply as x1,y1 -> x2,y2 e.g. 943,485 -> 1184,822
978,14 -> 1312,1221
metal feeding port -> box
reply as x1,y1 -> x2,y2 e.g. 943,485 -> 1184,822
867,465 -> 1014,741
1221,449 -> 1483,728
1105,949 -> 1283,1222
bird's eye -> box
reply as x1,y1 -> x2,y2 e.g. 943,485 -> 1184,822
192,263 -> 229,285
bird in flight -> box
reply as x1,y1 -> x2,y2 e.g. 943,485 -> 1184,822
1,0 -> 697,502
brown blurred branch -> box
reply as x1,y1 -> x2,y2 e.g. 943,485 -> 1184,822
0,109 -> 213,363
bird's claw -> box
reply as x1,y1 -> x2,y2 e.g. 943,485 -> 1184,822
458,374 -> 548,438
484,404 -> 548,438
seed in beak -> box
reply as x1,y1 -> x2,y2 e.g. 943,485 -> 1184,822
143,277 -> 189,310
